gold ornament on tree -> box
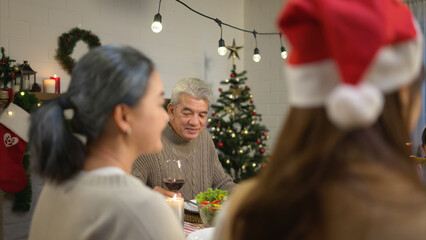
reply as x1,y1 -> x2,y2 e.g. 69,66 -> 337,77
229,88 -> 242,96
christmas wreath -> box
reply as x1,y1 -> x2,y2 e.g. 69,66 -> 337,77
55,27 -> 101,75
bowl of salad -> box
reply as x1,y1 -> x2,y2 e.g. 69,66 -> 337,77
195,188 -> 228,226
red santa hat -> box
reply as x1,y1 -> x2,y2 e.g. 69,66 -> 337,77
278,0 -> 423,129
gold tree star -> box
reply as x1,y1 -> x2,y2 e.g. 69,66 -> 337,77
226,39 -> 243,65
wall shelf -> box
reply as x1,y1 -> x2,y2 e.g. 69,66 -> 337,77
29,92 -> 60,101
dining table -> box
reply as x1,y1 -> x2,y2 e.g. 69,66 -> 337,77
184,221 -> 207,237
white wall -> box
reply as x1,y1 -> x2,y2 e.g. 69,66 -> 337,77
0,0 -> 245,100
0,0 -> 288,146
243,0 -> 287,150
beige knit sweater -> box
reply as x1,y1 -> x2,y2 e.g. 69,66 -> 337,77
29,172 -> 185,240
132,124 -> 236,199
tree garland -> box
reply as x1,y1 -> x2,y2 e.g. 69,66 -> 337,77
0,47 -> 17,88
55,27 -> 101,75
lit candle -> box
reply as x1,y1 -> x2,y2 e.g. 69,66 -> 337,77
166,194 -> 184,225
50,74 -> 60,93
44,79 -> 56,93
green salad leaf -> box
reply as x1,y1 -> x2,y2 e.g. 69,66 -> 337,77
195,188 -> 228,203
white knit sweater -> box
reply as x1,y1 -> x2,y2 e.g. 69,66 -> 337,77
29,172 -> 185,240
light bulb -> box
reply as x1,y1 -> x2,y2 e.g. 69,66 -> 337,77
281,46 -> 288,59
253,48 -> 261,62
218,47 -> 227,56
218,38 -> 227,56
253,54 -> 261,62
151,13 -> 162,33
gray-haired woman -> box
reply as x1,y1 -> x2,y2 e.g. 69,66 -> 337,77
28,45 -> 185,240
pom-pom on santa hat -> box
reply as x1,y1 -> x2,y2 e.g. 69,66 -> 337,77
278,0 -> 423,129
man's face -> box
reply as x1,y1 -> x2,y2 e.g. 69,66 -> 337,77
168,94 -> 209,141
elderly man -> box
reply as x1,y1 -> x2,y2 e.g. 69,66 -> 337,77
132,78 -> 236,199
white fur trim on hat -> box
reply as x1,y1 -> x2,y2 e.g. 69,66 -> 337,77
325,83 -> 384,129
285,20 -> 423,129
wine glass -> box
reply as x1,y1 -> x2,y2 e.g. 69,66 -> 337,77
162,159 -> 186,192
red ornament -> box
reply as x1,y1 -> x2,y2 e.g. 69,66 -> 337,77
252,112 -> 257,115
11,73 -> 15,79
212,112 -> 216,117
69,63 -> 73,66
217,142 -> 224,148
219,88 -> 222,92
263,132 -> 267,136
245,86 -> 249,90
262,164 -> 265,168
257,140 -> 261,144
250,100 -> 254,104
67,39 -> 70,43
2,59 -> 6,64
230,73 -> 235,78
217,123 -> 221,127
259,148 -> 265,154
207,125 -> 210,128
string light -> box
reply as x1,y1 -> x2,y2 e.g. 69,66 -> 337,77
162,0 -> 282,62
215,19 -> 227,56
252,31 -> 261,62
279,34 -> 288,59
151,0 -> 163,33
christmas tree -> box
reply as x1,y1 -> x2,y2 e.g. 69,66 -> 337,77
0,47 -> 17,88
208,40 -> 269,183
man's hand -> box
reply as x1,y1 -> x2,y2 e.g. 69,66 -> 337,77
153,186 -> 182,198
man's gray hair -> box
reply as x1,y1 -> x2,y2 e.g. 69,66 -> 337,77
170,78 -> 213,106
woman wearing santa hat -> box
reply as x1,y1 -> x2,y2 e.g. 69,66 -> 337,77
214,0 -> 426,239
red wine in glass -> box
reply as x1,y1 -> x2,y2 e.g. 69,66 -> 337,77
163,159 -> 186,192
162,178 -> 185,192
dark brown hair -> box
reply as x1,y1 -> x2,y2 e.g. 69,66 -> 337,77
230,75 -> 425,239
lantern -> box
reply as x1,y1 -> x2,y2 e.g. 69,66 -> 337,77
16,61 -> 40,92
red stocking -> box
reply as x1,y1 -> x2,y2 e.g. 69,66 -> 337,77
0,103 -> 30,193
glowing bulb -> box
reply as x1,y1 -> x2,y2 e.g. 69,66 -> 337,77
37,103 -> 41,107
252,163 -> 256,167
218,47 -> 227,56
20,92 -> 25,96
218,38 -> 227,56
253,48 -> 261,62
253,54 -> 261,62
281,47 -> 288,59
151,22 -> 162,33
151,13 -> 163,33
7,111 -> 13,116
226,159 -> 230,164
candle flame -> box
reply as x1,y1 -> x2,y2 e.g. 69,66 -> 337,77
173,194 -> 177,200
54,74 -> 57,78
